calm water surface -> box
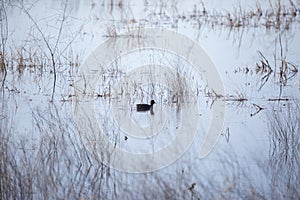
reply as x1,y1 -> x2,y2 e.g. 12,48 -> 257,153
1,0 -> 300,199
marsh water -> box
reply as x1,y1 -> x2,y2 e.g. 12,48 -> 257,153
1,0 -> 300,199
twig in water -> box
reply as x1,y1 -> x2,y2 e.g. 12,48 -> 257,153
250,103 -> 264,117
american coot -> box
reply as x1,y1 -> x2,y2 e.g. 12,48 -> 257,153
136,100 -> 155,111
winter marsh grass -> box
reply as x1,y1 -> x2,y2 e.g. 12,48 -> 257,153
179,0 -> 300,31
1,0 -> 300,199
0,104 -> 115,199
3,107 -> 296,200
267,102 -> 300,199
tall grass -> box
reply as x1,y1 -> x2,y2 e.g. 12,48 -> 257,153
267,102 -> 300,199
0,0 -> 8,89
0,104 -> 114,199
1,98 -> 300,199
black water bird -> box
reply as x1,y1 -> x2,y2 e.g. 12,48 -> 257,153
136,100 -> 155,111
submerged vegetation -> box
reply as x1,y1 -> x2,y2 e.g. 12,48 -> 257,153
1,0 -> 299,80
190,0 -> 300,31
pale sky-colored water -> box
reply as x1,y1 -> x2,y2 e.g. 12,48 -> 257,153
2,0 -> 300,199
